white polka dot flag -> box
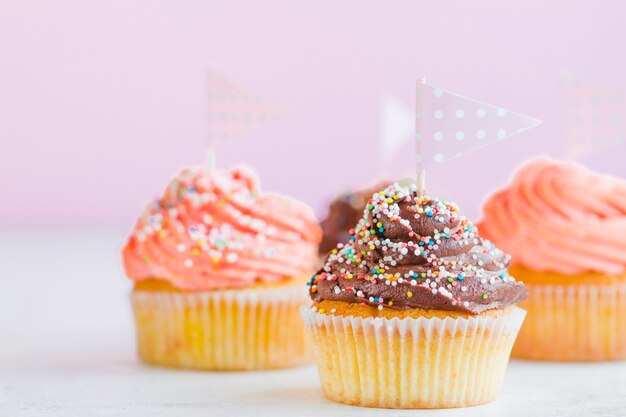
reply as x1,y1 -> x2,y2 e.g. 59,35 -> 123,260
207,70 -> 284,143
415,79 -> 541,169
561,76 -> 625,159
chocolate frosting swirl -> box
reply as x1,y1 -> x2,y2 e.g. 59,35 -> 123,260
309,183 -> 527,314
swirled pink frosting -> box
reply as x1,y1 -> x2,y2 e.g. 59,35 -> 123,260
479,159 -> 626,275
122,166 -> 322,290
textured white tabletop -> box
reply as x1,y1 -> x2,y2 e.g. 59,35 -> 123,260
2,231 -> 625,417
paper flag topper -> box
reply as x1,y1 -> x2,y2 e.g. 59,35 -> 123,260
415,80 -> 542,168
561,76 -> 625,159
207,70 -> 284,143
380,94 -> 414,164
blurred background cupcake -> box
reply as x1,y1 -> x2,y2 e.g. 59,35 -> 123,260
302,183 -> 526,409
123,165 -> 321,370
318,182 -> 390,256
480,158 -> 626,361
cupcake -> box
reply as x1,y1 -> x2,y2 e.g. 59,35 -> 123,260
123,165 -> 321,370
480,158 -> 626,361
319,182 -> 390,255
302,183 -> 527,409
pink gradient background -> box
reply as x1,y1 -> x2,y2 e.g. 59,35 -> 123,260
1,0 -> 625,230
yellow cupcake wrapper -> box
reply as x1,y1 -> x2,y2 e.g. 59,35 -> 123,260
513,283 -> 626,361
131,283 -> 311,370
301,306 -> 525,409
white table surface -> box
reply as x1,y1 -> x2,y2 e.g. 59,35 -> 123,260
1,230 -> 625,417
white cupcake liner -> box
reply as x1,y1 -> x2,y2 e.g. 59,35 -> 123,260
514,283 -> 626,361
131,283 -> 311,370
301,306 -> 525,409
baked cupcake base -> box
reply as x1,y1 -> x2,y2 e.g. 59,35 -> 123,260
301,301 -> 525,409
511,266 -> 626,361
131,278 -> 311,370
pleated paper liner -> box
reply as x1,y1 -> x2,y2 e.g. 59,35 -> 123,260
131,282 -> 312,370
512,283 -> 626,361
301,306 -> 526,409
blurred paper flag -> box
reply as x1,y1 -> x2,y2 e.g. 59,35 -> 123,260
207,70 -> 284,143
380,94 -> 414,163
415,80 -> 541,168
561,75 -> 625,159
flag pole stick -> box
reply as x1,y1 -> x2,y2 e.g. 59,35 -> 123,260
206,144 -> 216,173
416,77 -> 426,196
417,168 -> 426,196
206,69 -> 216,173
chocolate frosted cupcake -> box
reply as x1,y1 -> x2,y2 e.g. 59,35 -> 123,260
319,183 -> 389,255
302,183 -> 527,409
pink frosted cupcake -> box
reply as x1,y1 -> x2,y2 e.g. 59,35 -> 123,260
480,158 -> 626,361
123,165 -> 321,370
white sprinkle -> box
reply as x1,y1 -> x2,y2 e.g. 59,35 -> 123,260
184,259 -> 193,268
